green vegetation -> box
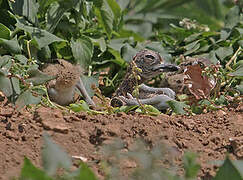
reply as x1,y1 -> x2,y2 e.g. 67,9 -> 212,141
0,0 -> 242,114
17,135 -> 243,180
0,1 -> 243,178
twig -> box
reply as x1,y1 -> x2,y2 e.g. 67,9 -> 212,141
226,46 -> 242,71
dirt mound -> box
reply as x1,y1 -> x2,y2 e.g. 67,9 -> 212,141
0,98 -> 242,179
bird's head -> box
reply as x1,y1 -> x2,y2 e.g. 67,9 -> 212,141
131,49 -> 179,81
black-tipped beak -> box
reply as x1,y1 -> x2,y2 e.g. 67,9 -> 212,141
152,63 -> 180,72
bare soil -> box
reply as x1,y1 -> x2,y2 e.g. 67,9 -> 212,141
0,95 -> 242,180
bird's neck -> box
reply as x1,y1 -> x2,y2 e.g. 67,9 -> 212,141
115,69 -> 145,97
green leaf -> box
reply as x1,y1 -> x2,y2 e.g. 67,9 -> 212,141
75,162 -> 98,180
183,152 -> 200,178
213,157 -> 243,180
215,47 -> 233,61
228,65 -> 243,77
86,0 -> 103,8
26,68 -> 56,86
0,73 -> 13,97
15,89 -> 41,109
224,6 -> 240,29
14,54 -> 28,65
71,37 -> 93,69
94,0 -> 114,39
91,37 -> 107,53
69,101 -> 90,112
0,23 -> 10,39
167,100 -> 189,115
46,0 -> 79,33
0,36 -> 21,54
9,0 -> 39,24
106,0 -> 121,29
16,18 -> 65,49
20,157 -> 53,180
80,74 -> 99,97
42,133 -> 72,176
121,43 -> 138,62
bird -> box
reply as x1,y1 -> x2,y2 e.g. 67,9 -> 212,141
111,49 -> 179,110
42,59 -> 95,106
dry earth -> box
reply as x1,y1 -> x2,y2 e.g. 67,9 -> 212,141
0,95 -> 242,180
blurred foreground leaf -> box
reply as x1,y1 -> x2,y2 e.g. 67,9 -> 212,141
213,156 -> 243,180
42,133 -> 72,176
20,157 -> 53,180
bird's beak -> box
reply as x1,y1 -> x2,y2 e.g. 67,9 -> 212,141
152,63 -> 180,72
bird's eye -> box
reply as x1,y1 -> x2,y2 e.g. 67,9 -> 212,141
145,54 -> 155,60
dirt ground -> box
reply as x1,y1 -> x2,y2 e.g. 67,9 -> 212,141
0,95 -> 242,180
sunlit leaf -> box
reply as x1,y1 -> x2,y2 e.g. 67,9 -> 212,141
0,23 -> 10,39
42,133 -> 72,176
20,157 -> 53,180
167,100 -> 189,115
16,18 -> 65,49
71,36 -> 93,69
9,0 -> 39,24
94,0 -> 114,39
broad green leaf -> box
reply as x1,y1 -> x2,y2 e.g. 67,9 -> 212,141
183,152 -> 200,178
16,89 -> 41,109
11,77 -> 21,95
213,157 -> 243,180
108,48 -> 126,66
0,23 -> 10,39
42,133 -> 72,176
69,100 -> 90,112
167,100 -> 189,115
9,0 -> 39,25
94,0 -> 114,39
0,73 -> 13,97
121,43 -> 137,62
16,18 -> 65,49
116,0 -> 129,11
37,46 -> 51,60
86,0 -> 103,8
0,55 -> 12,68
224,6 -> 240,29
80,74 -> 99,97
71,36 -> 93,69
75,162 -> 98,180
215,47 -> 233,61
91,37 -> 107,52
26,68 -> 56,85
46,0 -> 79,33
20,157 -> 53,180
228,65 -> 243,77
236,82 -> 243,94
14,54 -> 28,65
0,36 -> 21,54
106,0 -> 121,29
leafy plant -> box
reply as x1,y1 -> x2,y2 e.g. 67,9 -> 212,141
18,133 -> 97,180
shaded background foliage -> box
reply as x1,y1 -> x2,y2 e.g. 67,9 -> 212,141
0,0 -> 242,110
